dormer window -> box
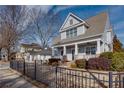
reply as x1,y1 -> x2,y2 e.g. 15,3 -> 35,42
66,28 -> 77,38
70,19 -> 73,25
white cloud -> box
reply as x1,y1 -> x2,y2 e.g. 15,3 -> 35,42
27,5 -> 74,14
53,5 -> 75,14
55,6 -> 72,12
39,5 -> 53,13
27,5 -> 53,14
34,5 -> 72,14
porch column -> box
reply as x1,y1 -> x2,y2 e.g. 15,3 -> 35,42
75,43 -> 78,59
63,45 -> 66,55
52,47 -> 54,56
75,43 -> 78,55
96,40 -> 101,54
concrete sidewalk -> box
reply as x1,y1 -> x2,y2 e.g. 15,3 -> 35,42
0,61 -> 47,88
0,61 -> 10,70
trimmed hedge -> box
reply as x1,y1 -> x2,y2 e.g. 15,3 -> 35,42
100,52 -> 113,59
87,57 -> 111,71
111,52 -> 124,71
75,59 -> 87,69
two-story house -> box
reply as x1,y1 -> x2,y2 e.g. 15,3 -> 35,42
52,12 -> 114,61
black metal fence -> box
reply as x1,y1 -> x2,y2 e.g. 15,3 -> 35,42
56,67 -> 124,88
10,60 -> 56,87
10,60 -> 124,88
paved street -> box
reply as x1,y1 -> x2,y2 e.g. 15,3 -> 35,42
0,61 -> 46,88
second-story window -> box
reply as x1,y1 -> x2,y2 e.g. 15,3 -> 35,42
66,28 -> 77,38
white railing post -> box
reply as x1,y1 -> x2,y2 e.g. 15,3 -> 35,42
96,40 -> 101,54
75,43 -> 78,55
63,45 -> 66,56
52,47 -> 54,56
75,43 -> 78,60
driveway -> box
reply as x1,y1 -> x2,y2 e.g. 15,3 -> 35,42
0,61 -> 46,88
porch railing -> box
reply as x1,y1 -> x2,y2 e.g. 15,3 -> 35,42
54,54 -> 99,61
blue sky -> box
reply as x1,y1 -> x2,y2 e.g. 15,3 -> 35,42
49,5 -> 124,45
22,5 -> 124,46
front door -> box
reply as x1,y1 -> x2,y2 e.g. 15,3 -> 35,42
61,50 -> 63,56
72,49 -> 75,60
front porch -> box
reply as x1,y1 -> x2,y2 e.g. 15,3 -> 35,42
52,39 -> 101,61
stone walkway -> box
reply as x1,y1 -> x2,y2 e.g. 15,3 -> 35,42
0,61 -> 47,88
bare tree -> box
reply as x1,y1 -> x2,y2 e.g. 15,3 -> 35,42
0,33 -> 3,59
0,5 -> 31,60
30,7 -> 61,61
30,7 -> 61,48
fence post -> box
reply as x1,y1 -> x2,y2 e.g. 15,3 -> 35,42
34,60 -> 37,80
118,72 -> 121,88
55,66 -> 57,88
17,61 -> 19,71
123,77 -> 124,88
23,60 -> 25,75
109,71 -> 113,88
10,60 -> 12,68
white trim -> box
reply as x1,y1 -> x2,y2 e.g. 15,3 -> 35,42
60,22 -> 84,32
96,40 -> 101,54
69,13 -> 84,22
75,43 -> 78,55
63,45 -> 66,55
106,28 -> 112,32
53,38 -> 101,47
59,12 -> 85,32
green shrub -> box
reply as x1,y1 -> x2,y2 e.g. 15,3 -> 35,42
75,59 -> 87,69
111,52 -> 124,71
100,52 -> 113,59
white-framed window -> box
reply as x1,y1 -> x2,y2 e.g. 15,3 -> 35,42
78,45 -> 85,53
91,46 -> 96,54
54,49 -> 58,56
86,45 -> 96,55
66,28 -> 77,38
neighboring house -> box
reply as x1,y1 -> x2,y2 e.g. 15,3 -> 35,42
52,12 -> 114,61
18,43 -> 52,62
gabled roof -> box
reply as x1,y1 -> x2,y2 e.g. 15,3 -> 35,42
21,43 -> 41,49
53,12 -> 109,45
59,12 -> 87,32
21,43 -> 52,55
27,49 -> 52,55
